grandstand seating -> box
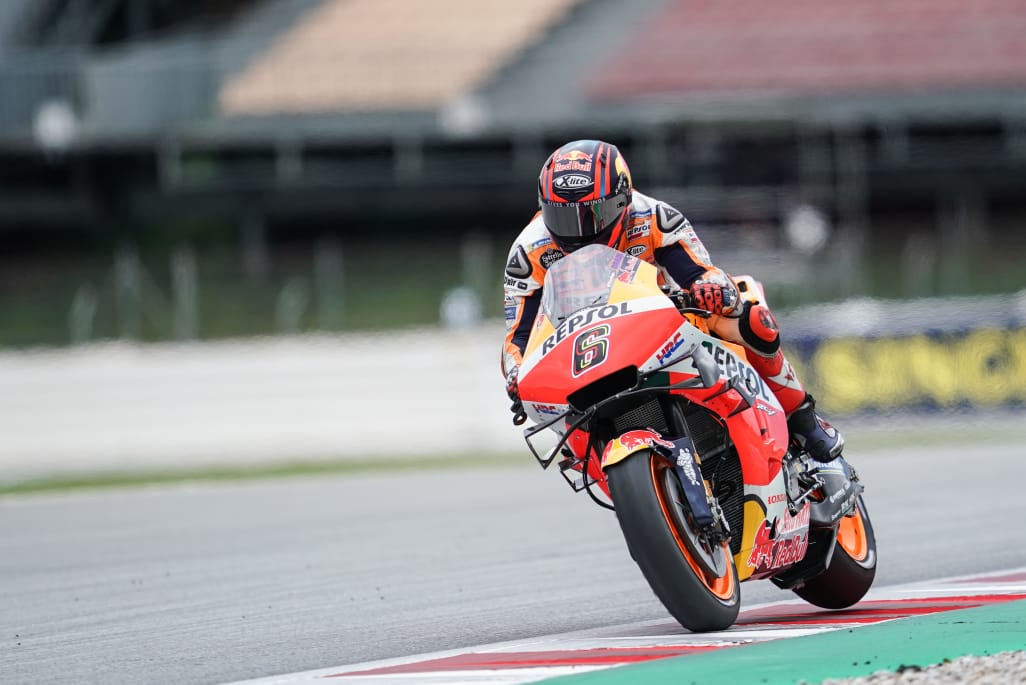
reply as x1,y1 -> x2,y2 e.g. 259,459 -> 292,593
588,0 -> 1026,100
220,0 -> 582,115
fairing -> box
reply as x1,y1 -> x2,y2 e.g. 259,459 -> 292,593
517,246 -> 682,411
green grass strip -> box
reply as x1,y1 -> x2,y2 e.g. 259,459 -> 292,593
0,453 -> 527,496
847,421 -> 1026,453
4,416 -> 1022,496
544,599 -> 1026,685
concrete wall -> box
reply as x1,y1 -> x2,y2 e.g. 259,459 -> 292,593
0,325 -> 518,480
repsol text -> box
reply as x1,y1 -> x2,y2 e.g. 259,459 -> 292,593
701,340 -> 773,402
542,302 -> 632,354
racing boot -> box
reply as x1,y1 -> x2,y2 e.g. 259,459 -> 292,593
787,394 -> 844,462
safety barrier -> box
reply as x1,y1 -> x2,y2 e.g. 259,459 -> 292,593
777,291 -> 1026,413
786,327 -> 1026,414
0,328 -> 520,481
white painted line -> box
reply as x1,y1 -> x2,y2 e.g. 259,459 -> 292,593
226,567 -> 1026,685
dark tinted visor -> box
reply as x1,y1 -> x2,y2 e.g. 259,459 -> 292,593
541,193 -> 627,241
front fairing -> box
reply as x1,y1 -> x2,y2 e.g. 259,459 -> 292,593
517,246 -> 683,421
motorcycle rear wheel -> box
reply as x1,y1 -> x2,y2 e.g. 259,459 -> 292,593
793,495 -> 877,609
606,449 -> 740,632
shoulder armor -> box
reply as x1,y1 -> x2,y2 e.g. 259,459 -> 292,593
503,216 -> 551,294
656,203 -> 687,235
505,244 -> 532,279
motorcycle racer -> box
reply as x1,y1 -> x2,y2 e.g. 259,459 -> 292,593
502,139 -> 843,462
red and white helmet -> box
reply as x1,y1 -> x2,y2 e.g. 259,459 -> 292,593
538,139 -> 633,253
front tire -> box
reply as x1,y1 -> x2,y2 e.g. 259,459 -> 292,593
793,495 -> 877,609
606,449 -> 740,632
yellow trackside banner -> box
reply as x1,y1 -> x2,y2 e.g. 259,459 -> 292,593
783,327 -> 1026,414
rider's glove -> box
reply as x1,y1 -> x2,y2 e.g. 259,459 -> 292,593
506,365 -> 527,425
690,275 -> 739,316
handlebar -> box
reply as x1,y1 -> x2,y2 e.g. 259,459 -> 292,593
661,285 -> 712,319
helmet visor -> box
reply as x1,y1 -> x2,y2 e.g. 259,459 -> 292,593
541,193 -> 627,243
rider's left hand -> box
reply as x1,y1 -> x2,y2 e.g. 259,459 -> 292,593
690,276 -> 739,316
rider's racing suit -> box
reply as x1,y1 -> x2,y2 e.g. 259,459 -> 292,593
501,191 -> 808,417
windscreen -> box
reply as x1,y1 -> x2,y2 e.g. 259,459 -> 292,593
540,244 -> 643,323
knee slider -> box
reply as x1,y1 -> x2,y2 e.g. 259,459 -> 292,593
738,301 -> 780,356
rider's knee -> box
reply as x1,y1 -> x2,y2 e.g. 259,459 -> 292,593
738,301 -> 780,357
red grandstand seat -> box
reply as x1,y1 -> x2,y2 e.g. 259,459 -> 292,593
588,0 -> 1026,100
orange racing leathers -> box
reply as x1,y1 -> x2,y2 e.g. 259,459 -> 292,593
501,191 -> 808,416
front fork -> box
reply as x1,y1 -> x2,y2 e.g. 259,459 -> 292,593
601,428 -> 731,545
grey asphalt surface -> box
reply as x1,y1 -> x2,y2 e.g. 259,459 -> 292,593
3,435 -> 1026,685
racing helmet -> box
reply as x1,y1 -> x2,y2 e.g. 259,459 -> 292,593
538,140 -> 633,253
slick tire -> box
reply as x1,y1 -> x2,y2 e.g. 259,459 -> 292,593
606,450 -> 740,632
793,495 -> 877,609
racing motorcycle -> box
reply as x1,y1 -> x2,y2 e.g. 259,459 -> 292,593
517,244 -> 876,632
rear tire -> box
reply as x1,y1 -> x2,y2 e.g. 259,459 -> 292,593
606,450 -> 740,632
793,495 -> 877,609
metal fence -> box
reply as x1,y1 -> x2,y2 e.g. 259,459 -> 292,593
0,235 -> 500,348
2,222 -> 1023,349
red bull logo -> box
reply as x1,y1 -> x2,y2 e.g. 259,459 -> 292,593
747,504 -> 810,572
560,150 -> 593,161
554,149 -> 593,173
616,430 -> 675,454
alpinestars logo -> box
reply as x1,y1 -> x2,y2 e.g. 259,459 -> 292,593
572,325 -> 610,377
505,246 -> 532,279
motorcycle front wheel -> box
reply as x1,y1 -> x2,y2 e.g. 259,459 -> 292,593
606,449 -> 740,632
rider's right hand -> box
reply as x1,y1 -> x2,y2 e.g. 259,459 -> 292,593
506,365 -> 527,425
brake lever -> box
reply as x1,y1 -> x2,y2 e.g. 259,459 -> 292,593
662,287 -> 712,319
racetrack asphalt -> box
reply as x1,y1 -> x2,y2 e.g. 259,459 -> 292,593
3,435 -> 1026,684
